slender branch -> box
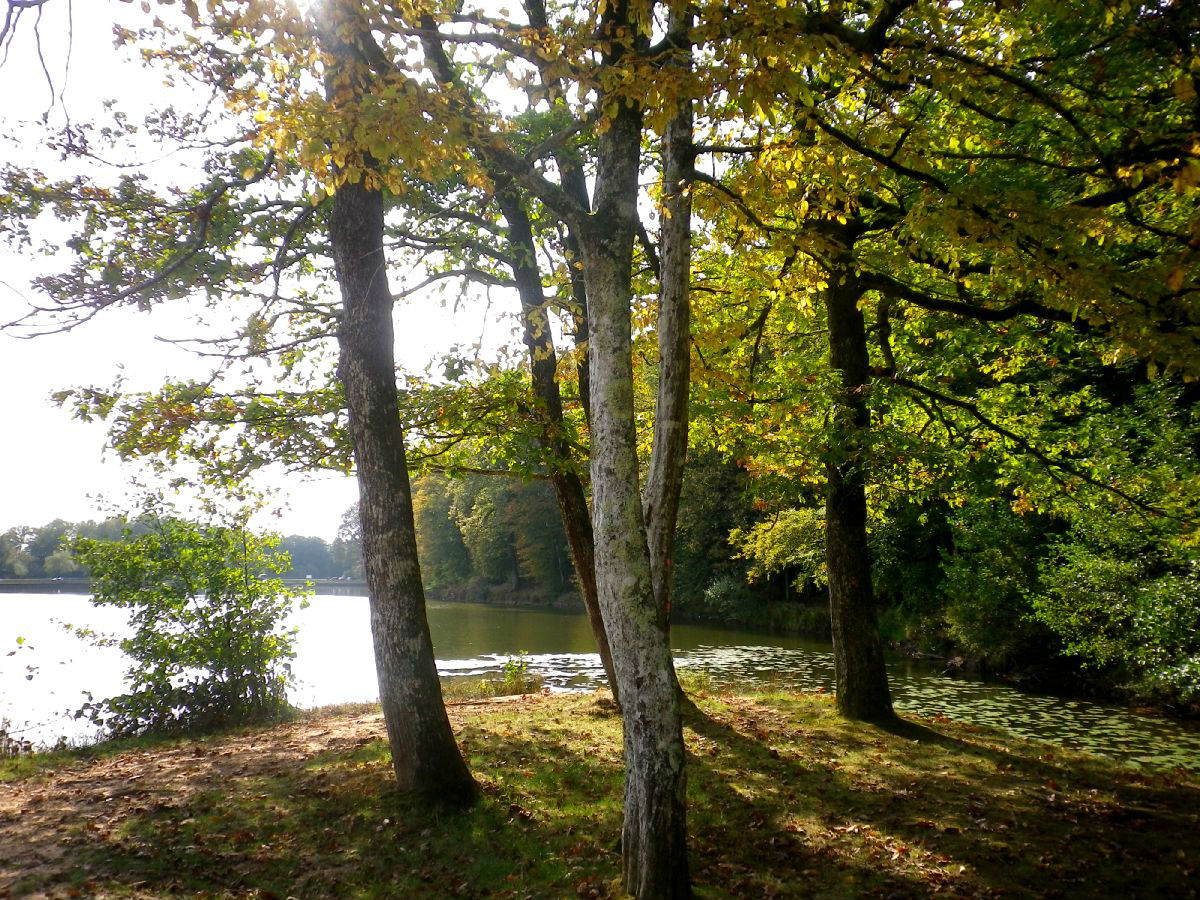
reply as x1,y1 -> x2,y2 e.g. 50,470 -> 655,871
689,168 -> 777,232
860,271 -> 1084,327
413,15 -> 589,227
6,151 -> 278,335
637,218 -> 661,281
810,110 -> 949,194
693,143 -> 763,156
889,375 -> 1170,519
392,267 -> 515,300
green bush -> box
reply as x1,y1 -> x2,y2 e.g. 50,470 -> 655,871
1036,539 -> 1200,704
937,503 -> 1056,667
69,516 -> 307,737
700,574 -> 758,620
1129,571 -> 1200,703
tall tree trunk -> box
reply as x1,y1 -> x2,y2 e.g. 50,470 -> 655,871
495,186 -> 620,707
522,0 -> 592,429
558,165 -> 593,430
415,1 -> 689,889
412,10 -> 623,704
643,7 -> 694,621
584,97 -> 691,900
823,250 -> 895,722
329,176 -> 478,805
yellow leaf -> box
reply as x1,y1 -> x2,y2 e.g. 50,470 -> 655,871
1167,265 -> 1187,292
1175,75 -> 1197,103
1174,159 -> 1200,193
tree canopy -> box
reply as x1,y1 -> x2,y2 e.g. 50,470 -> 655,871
3,1 -> 1198,896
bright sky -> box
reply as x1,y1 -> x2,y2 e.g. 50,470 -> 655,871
0,0 -> 512,541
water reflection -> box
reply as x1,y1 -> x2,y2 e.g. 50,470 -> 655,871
2,593 -> 1198,771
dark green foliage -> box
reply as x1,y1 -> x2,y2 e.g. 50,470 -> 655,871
871,502 -> 951,622
68,517 -> 306,736
696,574 -> 757,621
412,474 -> 571,596
671,454 -> 761,620
1036,523 -> 1200,705
506,482 -> 572,593
937,503 -> 1059,668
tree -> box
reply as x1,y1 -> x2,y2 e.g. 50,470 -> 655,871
685,0 -> 1199,719
295,1 -> 697,890
8,0 -> 1199,889
69,1 -> 698,887
415,473 -> 574,594
412,477 -> 472,589
318,0 -> 476,805
278,535 -> 335,578
0,528 -> 35,577
331,503 -> 364,578
1,0 -> 482,804
68,513 -> 303,736
448,476 -> 521,588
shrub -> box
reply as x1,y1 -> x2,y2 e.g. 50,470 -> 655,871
699,573 -> 758,620
69,516 -> 307,736
498,651 -> 542,694
937,503 -> 1056,667
1036,540 -> 1200,704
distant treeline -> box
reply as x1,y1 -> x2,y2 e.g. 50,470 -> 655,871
412,474 -> 574,599
407,462 -> 821,625
0,517 -> 363,581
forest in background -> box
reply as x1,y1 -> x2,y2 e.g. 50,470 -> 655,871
8,390 -> 1198,713
0,515 -> 361,581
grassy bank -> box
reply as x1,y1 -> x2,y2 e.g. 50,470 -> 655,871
1,689 -> 1196,899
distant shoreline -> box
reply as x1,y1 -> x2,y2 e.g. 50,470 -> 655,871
0,578 -> 369,594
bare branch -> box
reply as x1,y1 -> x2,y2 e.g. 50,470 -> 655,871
392,267 -> 515,300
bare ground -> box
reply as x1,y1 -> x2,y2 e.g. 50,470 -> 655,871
0,699 -> 521,899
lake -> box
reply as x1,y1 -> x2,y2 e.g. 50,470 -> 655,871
3,591 -> 1199,770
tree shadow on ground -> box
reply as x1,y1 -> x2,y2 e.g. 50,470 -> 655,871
683,691 -> 1200,900
3,694 -> 1196,900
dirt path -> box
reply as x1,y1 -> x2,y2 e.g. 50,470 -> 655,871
0,700 -> 519,899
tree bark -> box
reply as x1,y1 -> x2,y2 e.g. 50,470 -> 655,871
558,164 -> 594,430
329,176 -> 477,805
495,186 -> 620,706
583,96 -> 691,900
823,250 -> 896,722
643,7 -> 694,622
413,2 -> 690,889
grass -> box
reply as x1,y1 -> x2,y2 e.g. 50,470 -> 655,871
440,671 -> 545,701
1,687 -> 1197,900
0,677 -> 535,783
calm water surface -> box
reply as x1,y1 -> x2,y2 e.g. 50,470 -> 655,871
2,592 -> 1198,770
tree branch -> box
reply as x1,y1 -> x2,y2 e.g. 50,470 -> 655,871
889,375 -> 1170,519
860,271 -> 1085,328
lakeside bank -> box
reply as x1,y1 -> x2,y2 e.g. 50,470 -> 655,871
2,689 -> 1197,900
